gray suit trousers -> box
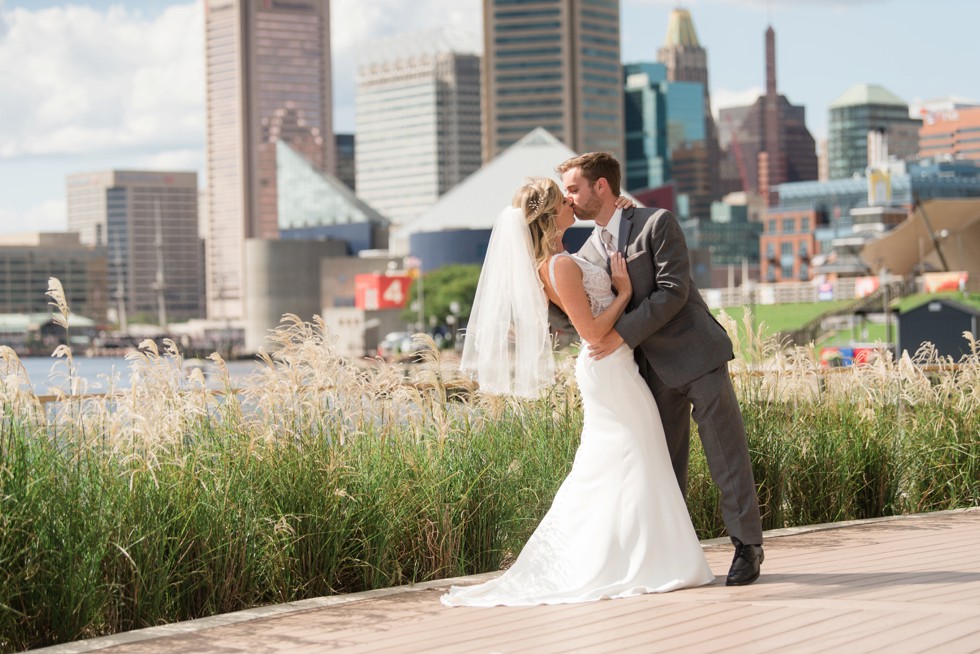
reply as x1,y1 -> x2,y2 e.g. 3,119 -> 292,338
638,358 -> 764,545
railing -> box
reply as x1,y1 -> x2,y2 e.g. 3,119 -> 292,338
703,279 -> 860,309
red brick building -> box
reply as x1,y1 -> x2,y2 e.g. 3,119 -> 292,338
760,208 -> 827,282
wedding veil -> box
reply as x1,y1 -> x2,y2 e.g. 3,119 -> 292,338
460,205 -> 555,397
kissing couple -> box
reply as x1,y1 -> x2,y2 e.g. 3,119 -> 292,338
442,152 -> 764,607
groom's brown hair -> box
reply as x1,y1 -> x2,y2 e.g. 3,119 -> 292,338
557,152 -> 621,196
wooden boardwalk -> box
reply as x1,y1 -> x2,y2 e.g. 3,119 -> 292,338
35,508 -> 980,654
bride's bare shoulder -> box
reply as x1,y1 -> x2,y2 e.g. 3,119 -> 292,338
550,251 -> 577,268
551,253 -> 584,287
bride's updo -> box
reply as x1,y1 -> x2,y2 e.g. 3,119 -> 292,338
513,177 -> 564,265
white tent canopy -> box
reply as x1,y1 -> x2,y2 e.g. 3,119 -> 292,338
860,199 -> 980,280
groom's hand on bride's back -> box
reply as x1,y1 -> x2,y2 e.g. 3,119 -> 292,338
589,330 -> 625,360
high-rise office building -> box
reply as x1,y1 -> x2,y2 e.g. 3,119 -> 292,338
335,133 -> 356,191
482,0 -> 624,164
204,0 -> 334,321
827,84 -> 920,180
66,171 -> 203,324
624,63 -> 668,193
355,29 -> 482,225
0,233 -> 108,322
656,8 -> 719,219
717,25 -> 817,204
623,62 -> 705,204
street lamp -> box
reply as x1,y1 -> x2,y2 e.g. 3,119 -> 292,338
879,264 -> 892,352
448,301 -> 461,348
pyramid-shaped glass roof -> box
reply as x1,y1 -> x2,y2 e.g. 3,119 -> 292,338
277,140 -> 389,229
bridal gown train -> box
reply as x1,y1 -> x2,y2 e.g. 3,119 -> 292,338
441,253 -> 714,607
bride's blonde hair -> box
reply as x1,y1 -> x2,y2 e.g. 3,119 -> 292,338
513,178 -> 564,266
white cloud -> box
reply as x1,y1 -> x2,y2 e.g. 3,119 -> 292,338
0,199 -> 66,235
711,86 -> 764,118
330,0 -> 481,131
0,2 -> 203,159
0,1 -> 484,149
137,148 -> 205,173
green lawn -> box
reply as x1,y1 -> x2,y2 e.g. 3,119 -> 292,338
712,292 -> 980,350
893,292 -> 980,313
713,300 -> 853,341
819,321 -> 893,347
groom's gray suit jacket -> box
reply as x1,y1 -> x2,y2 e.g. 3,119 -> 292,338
566,206 -> 762,545
575,207 -> 734,388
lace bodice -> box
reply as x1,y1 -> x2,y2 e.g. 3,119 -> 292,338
549,252 -> 615,316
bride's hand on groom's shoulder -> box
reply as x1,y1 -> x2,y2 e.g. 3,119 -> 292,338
614,195 -> 636,210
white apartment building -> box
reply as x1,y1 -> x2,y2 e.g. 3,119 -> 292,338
355,29 -> 482,225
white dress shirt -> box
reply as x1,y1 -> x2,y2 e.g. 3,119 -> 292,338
592,208 -> 623,260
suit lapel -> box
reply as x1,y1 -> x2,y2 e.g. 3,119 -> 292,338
618,207 -> 635,253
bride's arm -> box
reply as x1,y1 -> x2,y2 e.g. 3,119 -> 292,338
552,254 -> 632,343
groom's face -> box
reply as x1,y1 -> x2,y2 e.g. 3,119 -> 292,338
561,168 -> 603,223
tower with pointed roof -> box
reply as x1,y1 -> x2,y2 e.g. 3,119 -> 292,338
658,8 -> 707,87
656,8 -> 719,219
717,23 -> 817,203
761,26 -> 783,204
827,84 -> 921,179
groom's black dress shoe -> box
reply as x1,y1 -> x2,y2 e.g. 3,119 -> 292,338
726,538 -> 764,586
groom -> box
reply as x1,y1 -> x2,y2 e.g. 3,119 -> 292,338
557,152 -> 764,586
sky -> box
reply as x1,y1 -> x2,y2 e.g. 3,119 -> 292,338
1,0 -> 978,235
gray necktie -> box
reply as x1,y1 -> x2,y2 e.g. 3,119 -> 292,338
600,228 -> 617,259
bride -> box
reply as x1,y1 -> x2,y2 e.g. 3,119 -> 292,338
441,178 -> 714,607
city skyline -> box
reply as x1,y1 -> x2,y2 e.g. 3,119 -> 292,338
1,0 -> 978,234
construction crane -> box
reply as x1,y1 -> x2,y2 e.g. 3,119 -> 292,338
724,113 -> 752,195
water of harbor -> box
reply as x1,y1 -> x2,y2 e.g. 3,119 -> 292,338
16,355 -> 259,395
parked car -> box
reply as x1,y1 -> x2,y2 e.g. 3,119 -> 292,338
378,331 -> 412,360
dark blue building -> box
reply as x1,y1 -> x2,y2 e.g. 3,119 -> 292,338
897,298 -> 980,360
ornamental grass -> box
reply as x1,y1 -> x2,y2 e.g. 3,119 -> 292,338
0,284 -> 976,651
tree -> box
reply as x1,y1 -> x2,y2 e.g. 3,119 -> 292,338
402,264 -> 481,331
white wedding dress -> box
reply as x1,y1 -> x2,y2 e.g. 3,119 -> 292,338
442,253 -> 714,607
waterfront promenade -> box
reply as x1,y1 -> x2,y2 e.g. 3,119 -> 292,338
33,508 -> 980,653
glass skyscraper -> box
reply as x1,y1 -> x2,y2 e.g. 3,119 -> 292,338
483,0 -> 624,164
623,62 -> 705,202
827,84 -> 920,180
655,8 -> 719,219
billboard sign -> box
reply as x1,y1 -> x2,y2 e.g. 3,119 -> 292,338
355,274 -> 411,310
